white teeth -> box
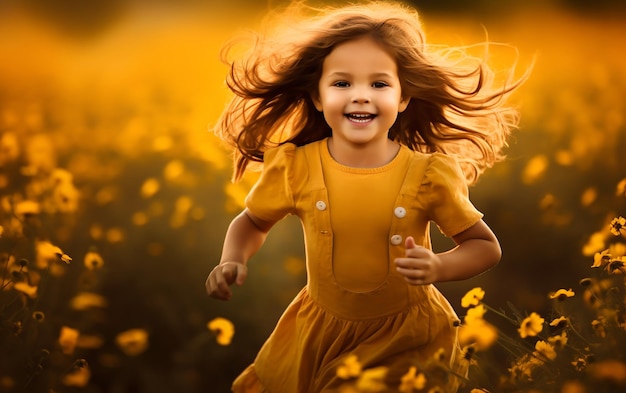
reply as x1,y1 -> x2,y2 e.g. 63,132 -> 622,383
347,113 -> 374,122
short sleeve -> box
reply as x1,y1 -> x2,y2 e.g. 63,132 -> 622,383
419,153 -> 483,237
245,143 -> 297,222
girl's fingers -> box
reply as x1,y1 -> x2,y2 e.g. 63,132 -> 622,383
395,257 -> 426,269
234,264 -> 247,286
206,262 -> 248,300
207,265 -> 233,300
404,236 -> 417,251
396,264 -> 432,285
396,266 -> 421,278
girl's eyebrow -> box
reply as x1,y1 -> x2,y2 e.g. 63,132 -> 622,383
325,71 -> 395,79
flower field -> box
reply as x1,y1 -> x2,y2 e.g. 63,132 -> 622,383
1,1 -> 625,392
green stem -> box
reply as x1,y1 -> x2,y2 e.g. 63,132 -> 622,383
481,303 -> 519,326
0,254 -> 18,291
0,255 -> 8,290
567,322 -> 593,348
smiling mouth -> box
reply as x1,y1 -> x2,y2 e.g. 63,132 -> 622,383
345,113 -> 376,123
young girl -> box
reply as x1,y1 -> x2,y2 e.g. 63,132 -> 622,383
206,1 -> 527,392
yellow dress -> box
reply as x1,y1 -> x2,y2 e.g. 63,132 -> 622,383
233,139 -> 483,393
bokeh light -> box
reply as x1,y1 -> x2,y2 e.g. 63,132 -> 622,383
1,1 -> 625,392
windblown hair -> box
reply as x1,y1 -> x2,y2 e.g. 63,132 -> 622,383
215,1 -> 530,184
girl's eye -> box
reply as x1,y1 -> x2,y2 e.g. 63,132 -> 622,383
372,81 -> 389,88
333,81 -> 350,88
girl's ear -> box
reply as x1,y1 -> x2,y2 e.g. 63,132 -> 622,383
312,95 -> 323,112
398,97 -> 410,113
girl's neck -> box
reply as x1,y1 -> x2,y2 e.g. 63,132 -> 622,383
326,137 -> 400,168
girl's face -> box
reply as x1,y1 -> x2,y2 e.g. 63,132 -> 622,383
313,36 -> 409,149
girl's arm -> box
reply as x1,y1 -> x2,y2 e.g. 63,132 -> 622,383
395,219 -> 501,285
206,208 -> 275,300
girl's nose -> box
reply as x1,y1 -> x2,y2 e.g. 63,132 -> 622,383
352,95 -> 371,104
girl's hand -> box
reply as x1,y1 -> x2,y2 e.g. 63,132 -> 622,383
206,262 -> 248,300
394,236 -> 442,285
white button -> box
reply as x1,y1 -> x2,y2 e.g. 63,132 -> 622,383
394,207 -> 406,218
315,201 -> 327,211
390,235 -> 403,245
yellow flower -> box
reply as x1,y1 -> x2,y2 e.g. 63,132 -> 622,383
13,282 -> 38,298
51,168 -> 73,184
132,211 -> 149,226
591,319 -> 606,338
518,312 -> 544,338
509,353 -> 542,381
610,216 -> 626,237
140,178 -> 160,198
337,354 -> 362,379
59,326 -> 80,355
283,256 -> 305,276
60,253 -> 72,264
582,231 -> 606,256
89,224 -> 104,240
70,292 -> 108,310
207,317 -> 235,346
95,186 -> 116,206
571,357 -> 587,371
534,340 -> 556,360
560,380 -> 585,393
355,367 -> 388,392
459,320 -> 498,351
0,375 -> 15,389
617,178 -> 626,197
587,360 -> 626,385
464,304 -> 487,324
399,366 -> 426,392
224,177 -> 257,212
580,187 -> 597,207
77,334 -> 105,349
592,250 -> 611,268
609,242 -> 626,257
106,228 -> 125,243
549,316 -> 568,329
52,177 -> 79,213
461,287 -> 485,308
547,331 -> 568,350
538,193 -> 555,210
432,348 -> 446,363
0,132 -> 19,163
62,363 -> 90,387
83,250 -> 104,270
461,344 -> 477,363
32,311 -> 45,322
338,385 -> 359,393
548,288 -> 575,300
470,389 -> 490,393
14,200 -> 40,216
164,159 -> 185,181
608,256 -> 625,274
35,240 -> 64,269
115,328 -> 149,356
521,155 -> 548,184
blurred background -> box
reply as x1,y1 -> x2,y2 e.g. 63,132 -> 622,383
0,0 -> 625,392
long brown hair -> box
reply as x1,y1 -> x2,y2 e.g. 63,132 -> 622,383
215,1 -> 530,183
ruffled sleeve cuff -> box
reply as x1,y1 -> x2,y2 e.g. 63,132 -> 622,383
418,153 -> 483,237
245,143 -> 297,222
